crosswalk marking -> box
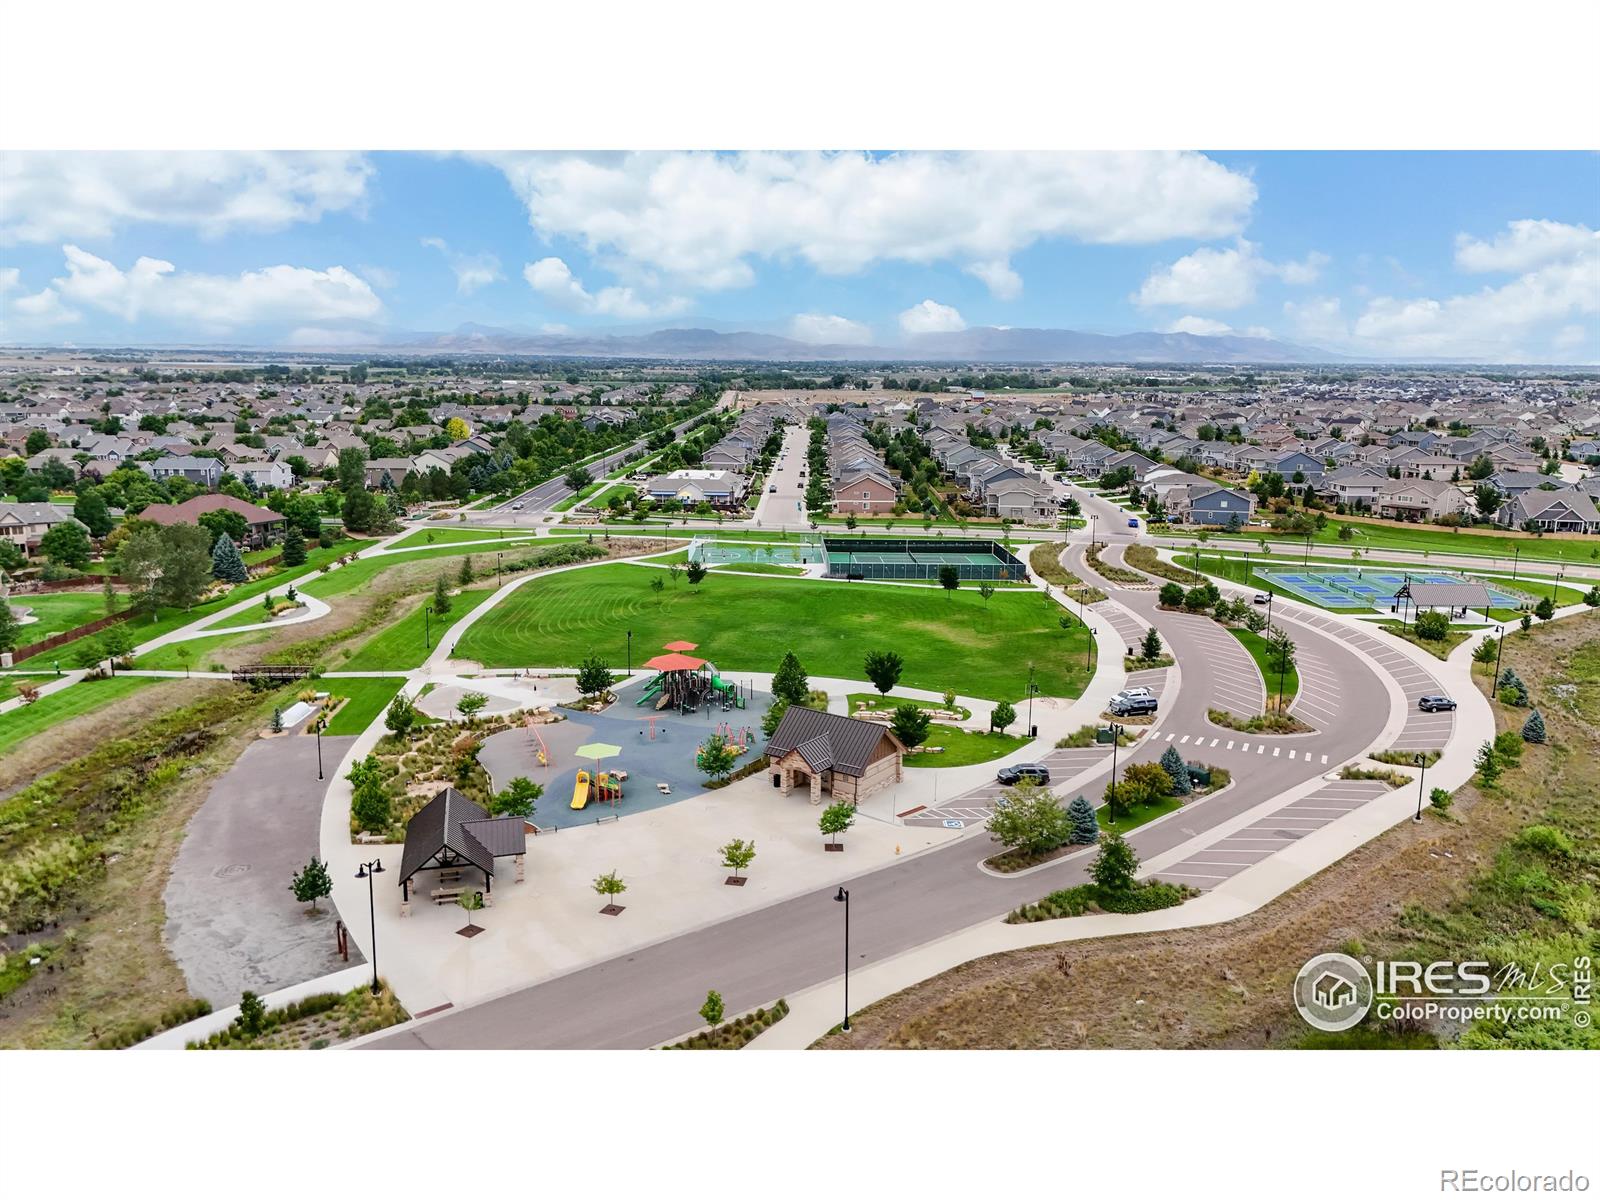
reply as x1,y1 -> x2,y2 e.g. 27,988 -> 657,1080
1321,754 -> 1329,764
1273,747 -> 1281,757
1179,735 -> 1190,744
1210,738 -> 1220,747
1257,745 -> 1265,754
1227,741 -> 1235,750
1165,733 -> 1175,741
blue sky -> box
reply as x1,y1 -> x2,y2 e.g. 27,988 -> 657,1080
1,151 -> 1595,361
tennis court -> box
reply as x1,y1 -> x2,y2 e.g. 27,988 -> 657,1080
822,538 -> 1026,581
688,536 -> 824,567
1259,568 -> 1528,612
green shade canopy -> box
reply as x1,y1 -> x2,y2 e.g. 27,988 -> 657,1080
574,742 -> 622,761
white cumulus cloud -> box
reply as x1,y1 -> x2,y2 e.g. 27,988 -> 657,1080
898,299 -> 966,335
1166,315 -> 1234,336
788,313 -> 874,344
522,256 -> 688,320
1136,240 -> 1328,310
43,244 -> 382,331
483,151 -> 1255,303
0,151 -> 373,244
421,236 -> 503,295
1454,219 -> 1597,274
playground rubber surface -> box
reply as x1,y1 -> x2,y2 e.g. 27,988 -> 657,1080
452,563 -> 1092,702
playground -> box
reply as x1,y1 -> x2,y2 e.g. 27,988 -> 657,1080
1257,567 -> 1530,612
478,658 -> 771,823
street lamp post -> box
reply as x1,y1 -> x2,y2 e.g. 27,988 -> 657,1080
424,603 -> 433,650
1491,624 -> 1507,695
1413,752 -> 1429,823
1266,586 -> 1275,629
354,858 -> 385,995
833,886 -> 851,1033
315,717 -> 324,781
627,629 -> 633,677
496,552 -> 503,589
1027,662 -> 1036,735
1512,545 -> 1519,581
1304,533 -> 1312,568
1084,625 -> 1094,672
1090,513 -> 1098,552
1108,721 -> 1126,822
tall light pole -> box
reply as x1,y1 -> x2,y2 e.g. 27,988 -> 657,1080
1491,624 -> 1507,695
1304,533 -> 1312,568
1084,625 -> 1094,672
1026,662 -> 1036,736
627,629 -> 633,677
1413,752 -> 1429,823
424,603 -> 433,650
496,552 -> 503,589
315,716 -> 324,781
1108,722 -> 1126,824
354,858 -> 385,994
833,886 -> 851,1033
1090,513 -> 1098,552
1511,545 -> 1519,581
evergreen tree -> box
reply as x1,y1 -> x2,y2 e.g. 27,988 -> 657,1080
459,555 -> 475,585
280,525 -> 307,567
1521,709 -> 1547,744
1140,626 -> 1163,662
771,651 -> 809,706
1534,595 -> 1555,621
1066,795 -> 1100,844
0,599 -> 19,655
1160,745 -> 1192,795
211,533 -> 249,583
432,574 -> 452,615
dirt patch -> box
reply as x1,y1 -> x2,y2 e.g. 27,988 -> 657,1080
815,618 -> 1596,1051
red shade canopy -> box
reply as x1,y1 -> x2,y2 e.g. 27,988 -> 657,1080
662,640 -> 699,652
642,652 -> 706,671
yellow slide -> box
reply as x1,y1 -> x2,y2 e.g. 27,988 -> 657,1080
570,768 -> 591,810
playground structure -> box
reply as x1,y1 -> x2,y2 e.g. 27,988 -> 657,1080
570,767 -> 623,810
635,641 -> 748,715
696,723 -> 757,772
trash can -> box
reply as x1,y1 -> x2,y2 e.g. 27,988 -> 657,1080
1095,727 -> 1114,745
1188,766 -> 1212,787
1030,725 -> 1038,738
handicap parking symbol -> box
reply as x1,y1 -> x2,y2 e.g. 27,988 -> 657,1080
942,819 -> 965,829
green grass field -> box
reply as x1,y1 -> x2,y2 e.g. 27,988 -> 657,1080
341,587 -> 496,672
389,526 -> 535,550
454,563 -> 1091,701
321,677 -> 407,735
910,723 -> 1031,768
1207,518 -> 1600,566
135,630 -> 272,671
11,592 -> 112,642
0,675 -> 162,756
1229,627 -> 1299,710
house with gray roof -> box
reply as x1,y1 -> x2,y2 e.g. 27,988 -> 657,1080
764,706 -> 905,806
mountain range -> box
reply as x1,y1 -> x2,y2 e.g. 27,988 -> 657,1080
361,323 -> 1339,364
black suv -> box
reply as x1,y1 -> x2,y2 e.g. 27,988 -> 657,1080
1418,694 -> 1457,712
997,763 -> 1051,786
1109,694 -> 1158,717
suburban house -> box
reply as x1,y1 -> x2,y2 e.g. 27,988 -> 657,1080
143,455 -> 225,488
137,494 -> 288,549
1173,484 -> 1254,527
832,468 -> 898,514
642,469 -> 749,508
764,706 -> 905,806
1375,478 -> 1469,522
1317,464 -> 1388,510
0,502 -> 83,553
1495,488 -> 1599,534
232,461 -> 294,491
365,458 -> 418,489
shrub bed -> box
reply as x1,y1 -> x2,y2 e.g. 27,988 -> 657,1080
1338,764 -> 1411,788
1006,879 -> 1197,922
188,984 -> 408,1049
1084,544 -> 1146,585
1124,544 -> 1193,584
1057,723 -> 1139,749
94,998 -> 213,1049
1372,748 -> 1441,767
1206,707 -> 1313,734
663,998 -> 790,1048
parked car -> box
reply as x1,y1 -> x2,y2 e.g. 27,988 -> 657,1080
997,763 -> 1051,786
1108,694 -> 1158,717
1418,694 -> 1457,712
1252,592 -> 1270,605
511,501 -> 524,510
768,485 -> 777,493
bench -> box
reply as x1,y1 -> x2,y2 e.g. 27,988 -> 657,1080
431,887 -> 464,904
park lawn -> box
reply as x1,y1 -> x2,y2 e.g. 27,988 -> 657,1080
908,723 -> 1031,768
1208,517 -> 1600,566
1376,620 -> 1474,661
1098,793 -> 1184,835
1228,627 -> 1299,709
135,630 -> 272,670
11,591 -> 112,641
298,539 -> 583,599
322,677 -> 408,735
0,675 -> 162,757
0,673 -> 56,703
454,563 -> 1092,702
847,692 -> 973,721
389,526 -> 534,550
340,587 -> 497,671
208,600 -> 303,630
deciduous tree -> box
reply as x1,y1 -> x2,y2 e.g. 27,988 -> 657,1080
863,649 -> 903,695
289,857 -> 333,913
